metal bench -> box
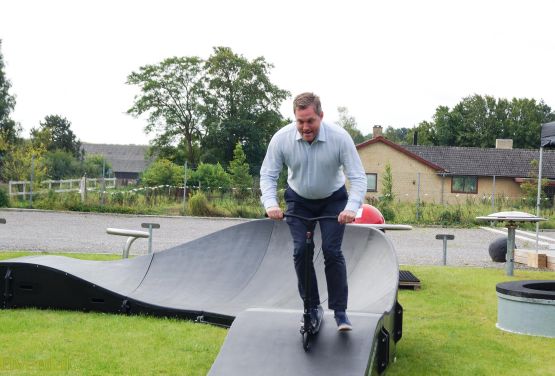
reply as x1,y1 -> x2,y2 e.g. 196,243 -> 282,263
106,222 -> 160,259
435,234 -> 454,265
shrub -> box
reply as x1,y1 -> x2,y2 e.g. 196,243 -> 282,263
188,191 -> 212,216
0,187 -> 9,207
142,159 -> 184,187
190,163 -> 231,190
380,205 -> 396,222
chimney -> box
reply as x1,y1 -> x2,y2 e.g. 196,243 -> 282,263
373,125 -> 383,138
495,139 -> 513,149
413,130 -> 418,145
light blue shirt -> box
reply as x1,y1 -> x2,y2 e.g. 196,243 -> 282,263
260,120 -> 367,212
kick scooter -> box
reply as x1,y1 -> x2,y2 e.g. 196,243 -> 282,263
283,213 -> 338,352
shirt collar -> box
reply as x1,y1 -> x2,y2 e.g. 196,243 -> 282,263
295,121 -> 327,143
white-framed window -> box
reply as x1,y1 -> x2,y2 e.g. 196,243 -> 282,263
366,173 -> 377,192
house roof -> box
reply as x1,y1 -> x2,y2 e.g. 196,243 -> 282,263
81,143 -> 151,173
357,137 -> 555,179
356,136 -> 445,172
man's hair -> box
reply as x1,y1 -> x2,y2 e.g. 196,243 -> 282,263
293,92 -> 322,115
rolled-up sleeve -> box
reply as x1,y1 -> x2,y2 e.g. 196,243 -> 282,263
259,134 -> 283,210
341,136 -> 367,212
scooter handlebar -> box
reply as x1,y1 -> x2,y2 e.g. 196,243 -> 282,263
283,213 -> 338,223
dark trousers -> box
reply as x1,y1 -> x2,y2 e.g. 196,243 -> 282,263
284,186 -> 348,311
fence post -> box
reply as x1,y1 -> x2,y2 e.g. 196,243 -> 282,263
80,175 -> 87,203
416,172 -> 421,221
30,155 -> 34,208
100,160 -> 106,206
440,173 -> 445,205
491,175 -> 496,212
183,161 -> 188,212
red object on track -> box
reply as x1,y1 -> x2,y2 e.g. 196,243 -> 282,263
354,204 -> 385,224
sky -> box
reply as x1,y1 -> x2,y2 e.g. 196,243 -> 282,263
1,0 -> 554,145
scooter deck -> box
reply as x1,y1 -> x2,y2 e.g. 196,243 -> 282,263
209,308 -> 384,376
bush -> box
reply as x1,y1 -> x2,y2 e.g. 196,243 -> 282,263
375,201 -> 396,222
0,188 -> 9,207
188,191 -> 212,216
190,163 -> 231,190
142,159 -> 184,187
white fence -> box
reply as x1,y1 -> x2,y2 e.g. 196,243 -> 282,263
9,178 -> 116,197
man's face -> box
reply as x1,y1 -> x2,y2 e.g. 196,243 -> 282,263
295,106 -> 323,143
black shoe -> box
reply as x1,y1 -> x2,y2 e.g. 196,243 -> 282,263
334,310 -> 353,331
301,305 -> 324,333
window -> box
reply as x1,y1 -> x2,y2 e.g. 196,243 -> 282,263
451,176 -> 478,194
366,173 -> 377,192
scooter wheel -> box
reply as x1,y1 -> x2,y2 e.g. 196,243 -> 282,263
302,332 -> 310,352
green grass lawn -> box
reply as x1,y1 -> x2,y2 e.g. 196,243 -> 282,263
390,266 -> 555,376
1,252 -> 554,375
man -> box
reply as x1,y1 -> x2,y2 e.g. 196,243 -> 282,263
260,92 -> 367,331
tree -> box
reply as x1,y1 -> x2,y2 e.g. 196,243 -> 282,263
507,98 -> 554,149
31,115 -> 82,158
383,126 -> 410,144
337,106 -> 365,144
43,150 -> 81,180
0,140 -> 47,182
189,163 -> 231,190
202,47 -> 289,170
417,95 -> 555,148
228,142 -> 253,194
83,154 -> 112,178
0,39 -> 21,169
127,57 -> 206,164
520,159 -> 549,207
381,162 -> 394,202
141,158 -> 184,187
406,121 -> 437,146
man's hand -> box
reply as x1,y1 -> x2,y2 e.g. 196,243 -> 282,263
266,206 -> 284,220
338,210 -> 356,224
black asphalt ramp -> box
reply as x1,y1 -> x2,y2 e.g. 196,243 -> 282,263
0,219 -> 402,375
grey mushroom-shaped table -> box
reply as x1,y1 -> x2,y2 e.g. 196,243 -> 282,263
476,211 -> 545,276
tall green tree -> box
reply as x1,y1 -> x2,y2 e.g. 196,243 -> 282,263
406,120 -> 437,146
418,94 -> 555,148
31,115 -> 82,158
0,140 -> 47,182
337,106 -> 365,144
507,98 -> 554,149
202,47 -> 289,170
0,39 -> 21,167
228,142 -> 253,193
127,56 -> 206,164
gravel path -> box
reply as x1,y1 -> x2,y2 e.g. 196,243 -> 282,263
0,209 -> 547,268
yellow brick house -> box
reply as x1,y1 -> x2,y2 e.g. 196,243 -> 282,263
356,127 -> 555,205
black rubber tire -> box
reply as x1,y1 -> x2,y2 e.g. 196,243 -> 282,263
302,332 -> 310,352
